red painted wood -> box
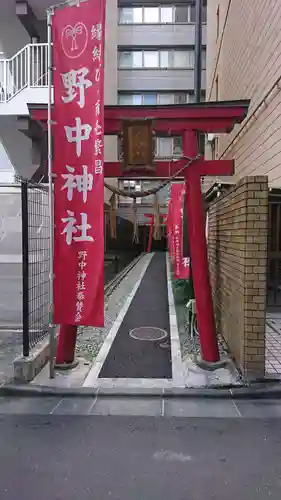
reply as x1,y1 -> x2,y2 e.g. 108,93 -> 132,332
36,114 -> 236,135
30,100 -> 249,133
104,159 -> 234,178
56,325 -> 77,364
183,130 -> 220,363
148,217 -> 154,253
144,213 -> 166,252
104,103 -> 249,121
103,118 -> 235,134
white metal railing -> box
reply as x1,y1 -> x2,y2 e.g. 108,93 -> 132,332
0,43 -> 48,103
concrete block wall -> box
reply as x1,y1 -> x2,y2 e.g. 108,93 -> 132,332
208,176 -> 268,379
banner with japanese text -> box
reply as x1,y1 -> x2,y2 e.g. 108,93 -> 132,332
52,0 -> 105,326
170,183 -> 190,280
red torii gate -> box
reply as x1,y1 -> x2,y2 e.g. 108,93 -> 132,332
144,213 -> 167,254
30,100 -> 249,365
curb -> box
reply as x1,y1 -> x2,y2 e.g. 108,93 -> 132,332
0,325 -> 23,330
1,382 -> 281,399
104,252 -> 145,299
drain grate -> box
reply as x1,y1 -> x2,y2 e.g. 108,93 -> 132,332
129,326 -> 168,342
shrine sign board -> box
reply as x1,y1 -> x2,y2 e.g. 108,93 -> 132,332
121,119 -> 154,174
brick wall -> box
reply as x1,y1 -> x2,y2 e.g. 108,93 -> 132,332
208,176 -> 268,379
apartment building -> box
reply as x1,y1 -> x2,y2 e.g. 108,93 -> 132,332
116,1 -> 206,219
0,0 -> 206,214
206,0 -> 281,187
206,1 -> 281,309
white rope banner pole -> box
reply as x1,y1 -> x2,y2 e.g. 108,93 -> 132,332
47,7 -> 56,379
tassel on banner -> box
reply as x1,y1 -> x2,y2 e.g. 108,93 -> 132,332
153,193 -> 161,241
109,193 -> 117,239
132,198 -> 140,244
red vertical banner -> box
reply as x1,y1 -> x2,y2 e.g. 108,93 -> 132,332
52,0 -> 105,326
170,183 -> 190,279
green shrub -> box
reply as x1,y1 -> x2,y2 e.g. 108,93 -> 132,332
173,277 -> 192,304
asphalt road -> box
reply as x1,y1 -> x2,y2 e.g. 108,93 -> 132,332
0,398 -> 281,499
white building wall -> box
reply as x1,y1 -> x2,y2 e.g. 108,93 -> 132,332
0,16 -> 31,179
0,140 -> 14,179
0,18 -> 29,59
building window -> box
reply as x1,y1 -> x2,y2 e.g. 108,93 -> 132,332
155,137 -> 182,158
123,180 -> 136,190
198,133 -> 205,155
119,180 -> 142,205
143,50 -> 159,68
118,51 -> 142,68
119,4 -> 207,25
160,6 -> 173,23
202,5 -> 207,23
173,50 -> 194,68
143,7 -> 159,23
174,5 -> 190,23
211,140 -> 216,160
160,50 -> 173,68
188,91 -> 206,103
158,93 -> 174,105
201,50 -> 206,70
118,94 -> 143,105
173,136 -> 182,156
143,93 -> 157,105
156,137 -> 172,158
119,7 -> 142,24
118,92 -> 192,105
118,50 -> 196,69
189,4 -> 207,23
174,92 -> 187,105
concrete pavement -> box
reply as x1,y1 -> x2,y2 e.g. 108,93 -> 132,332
0,401 -> 281,499
1,395 -> 281,417
0,263 -> 22,328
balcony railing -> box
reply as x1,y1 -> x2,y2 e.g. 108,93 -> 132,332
0,43 -> 48,103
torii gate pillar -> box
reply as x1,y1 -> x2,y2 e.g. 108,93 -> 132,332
183,130 -> 233,364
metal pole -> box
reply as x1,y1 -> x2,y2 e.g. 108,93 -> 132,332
194,0 -> 202,103
47,8 -> 56,379
21,181 -> 30,357
191,0 -> 203,326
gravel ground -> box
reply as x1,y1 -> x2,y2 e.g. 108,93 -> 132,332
171,275 -> 229,361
